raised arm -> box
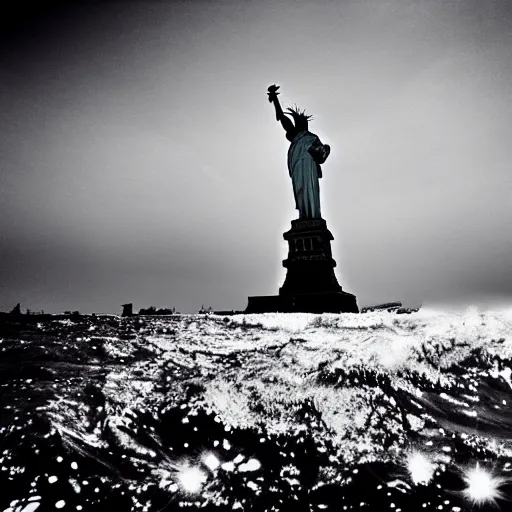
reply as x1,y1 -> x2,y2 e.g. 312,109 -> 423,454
273,96 -> 296,134
268,86 -> 296,137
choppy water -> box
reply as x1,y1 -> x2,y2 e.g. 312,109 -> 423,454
2,308 -> 512,511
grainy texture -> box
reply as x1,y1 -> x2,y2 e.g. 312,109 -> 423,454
1,308 -> 512,511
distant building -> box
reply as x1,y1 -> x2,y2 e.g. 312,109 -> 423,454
138,306 -> 178,315
360,302 -> 420,314
121,303 -> 133,317
213,310 -> 243,316
10,303 -> 22,316
360,302 -> 402,313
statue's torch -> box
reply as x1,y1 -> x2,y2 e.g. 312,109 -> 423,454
267,84 -> 280,102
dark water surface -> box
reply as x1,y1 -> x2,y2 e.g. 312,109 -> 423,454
1,310 -> 512,511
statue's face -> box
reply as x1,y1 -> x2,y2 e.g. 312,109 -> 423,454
295,117 -> 308,132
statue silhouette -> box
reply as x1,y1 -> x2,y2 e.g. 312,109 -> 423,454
267,85 -> 330,220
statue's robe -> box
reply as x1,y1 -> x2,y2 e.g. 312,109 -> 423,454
287,130 -> 324,219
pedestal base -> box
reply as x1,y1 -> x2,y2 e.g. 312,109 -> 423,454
245,217 -> 359,314
246,291 -> 358,314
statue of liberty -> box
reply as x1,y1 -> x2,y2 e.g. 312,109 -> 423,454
267,84 -> 331,220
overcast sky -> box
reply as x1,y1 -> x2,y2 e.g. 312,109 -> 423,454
1,0 -> 511,314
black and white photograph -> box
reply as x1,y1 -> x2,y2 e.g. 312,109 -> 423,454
1,1 -> 512,510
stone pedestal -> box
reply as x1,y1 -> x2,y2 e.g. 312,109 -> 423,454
246,218 -> 358,313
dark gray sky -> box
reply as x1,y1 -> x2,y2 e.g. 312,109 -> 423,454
1,0 -> 512,314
